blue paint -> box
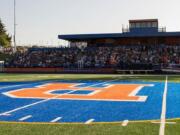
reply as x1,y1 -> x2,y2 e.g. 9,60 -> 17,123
69,90 -> 93,95
0,80 -> 179,123
166,82 -> 180,119
51,90 -> 72,94
51,90 -> 93,95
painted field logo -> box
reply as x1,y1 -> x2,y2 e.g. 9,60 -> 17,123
4,83 -> 153,102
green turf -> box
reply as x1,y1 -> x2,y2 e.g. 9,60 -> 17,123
0,120 -> 180,135
0,74 -> 179,135
166,119 -> 180,135
0,122 -> 159,135
0,73 -> 179,82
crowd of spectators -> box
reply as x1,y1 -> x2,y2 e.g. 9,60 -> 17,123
5,45 -> 180,70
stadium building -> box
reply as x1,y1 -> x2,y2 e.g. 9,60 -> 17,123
4,19 -> 180,74
58,19 -> 180,73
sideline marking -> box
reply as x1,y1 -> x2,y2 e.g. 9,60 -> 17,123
152,122 -> 176,124
85,119 -> 94,124
122,120 -> 129,126
0,79 -> 118,116
19,115 -> 32,121
159,76 -> 168,135
50,117 -> 62,123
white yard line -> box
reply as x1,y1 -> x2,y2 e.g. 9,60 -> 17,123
0,80 -> 52,90
85,119 -> 94,124
159,76 -> 168,135
50,117 -> 62,122
0,79 -> 118,116
19,115 -> 32,121
0,84 -> 24,89
0,98 -> 56,116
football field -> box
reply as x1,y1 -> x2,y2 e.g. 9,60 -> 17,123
0,74 -> 179,135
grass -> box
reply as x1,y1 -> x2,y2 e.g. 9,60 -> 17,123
0,121 -> 160,135
0,74 -> 179,135
0,119 -> 179,135
0,73 -> 179,82
166,119 -> 180,135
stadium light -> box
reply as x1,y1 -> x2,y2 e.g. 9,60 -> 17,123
13,0 -> 17,52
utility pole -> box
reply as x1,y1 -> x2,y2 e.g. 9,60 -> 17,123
13,0 -> 17,52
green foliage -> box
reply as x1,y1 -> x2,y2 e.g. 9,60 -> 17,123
0,53 -> 13,61
0,19 -> 11,47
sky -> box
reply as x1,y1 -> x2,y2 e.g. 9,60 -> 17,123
0,0 -> 180,46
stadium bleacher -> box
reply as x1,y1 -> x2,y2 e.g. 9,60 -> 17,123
5,45 -> 180,71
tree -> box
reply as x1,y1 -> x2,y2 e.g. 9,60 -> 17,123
0,19 -> 11,47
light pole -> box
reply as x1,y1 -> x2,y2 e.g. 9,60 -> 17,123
13,0 -> 17,52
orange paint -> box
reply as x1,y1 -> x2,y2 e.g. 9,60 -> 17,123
7,83 -> 147,101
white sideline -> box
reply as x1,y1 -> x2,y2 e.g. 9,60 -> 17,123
0,79 -> 118,116
159,76 -> 168,135
19,115 -> 32,121
0,84 -> 25,90
152,122 -> 176,124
